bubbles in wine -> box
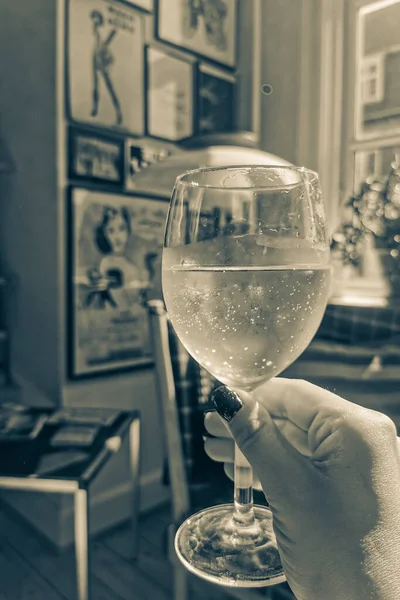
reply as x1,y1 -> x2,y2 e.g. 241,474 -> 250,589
162,259 -> 330,390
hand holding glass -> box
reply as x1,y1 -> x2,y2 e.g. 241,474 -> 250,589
162,166 -> 330,587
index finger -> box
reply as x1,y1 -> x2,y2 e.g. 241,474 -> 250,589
250,378 -> 353,433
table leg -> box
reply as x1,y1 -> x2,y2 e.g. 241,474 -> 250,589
74,488 -> 90,600
128,415 -> 141,559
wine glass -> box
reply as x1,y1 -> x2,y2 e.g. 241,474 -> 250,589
162,166 -> 330,587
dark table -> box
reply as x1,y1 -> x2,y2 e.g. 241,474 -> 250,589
0,406 -> 141,600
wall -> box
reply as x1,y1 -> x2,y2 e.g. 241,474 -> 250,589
0,0 -> 61,401
258,0 -> 305,164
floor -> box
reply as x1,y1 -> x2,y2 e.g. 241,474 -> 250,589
0,499 -> 248,600
0,498 -> 295,600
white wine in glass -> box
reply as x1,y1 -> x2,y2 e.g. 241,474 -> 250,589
162,166 -> 330,587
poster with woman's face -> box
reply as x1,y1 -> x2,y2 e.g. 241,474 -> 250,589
68,0 -> 144,135
157,0 -> 237,68
69,188 -> 169,377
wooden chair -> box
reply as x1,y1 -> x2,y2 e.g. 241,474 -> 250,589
147,300 -> 294,600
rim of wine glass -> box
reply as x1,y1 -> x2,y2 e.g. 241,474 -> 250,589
174,164 -> 320,190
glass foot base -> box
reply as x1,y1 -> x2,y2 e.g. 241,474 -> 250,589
175,504 -> 286,588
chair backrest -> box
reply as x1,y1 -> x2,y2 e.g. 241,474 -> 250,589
148,299 -> 190,525
166,315 -> 216,483
148,299 -> 219,523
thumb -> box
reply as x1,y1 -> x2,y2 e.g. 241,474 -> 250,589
211,386 -> 314,505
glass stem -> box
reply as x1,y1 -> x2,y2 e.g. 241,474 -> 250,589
233,443 -> 256,528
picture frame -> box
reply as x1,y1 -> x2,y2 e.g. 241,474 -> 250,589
68,186 -> 169,378
196,62 -> 236,135
156,0 -> 238,69
125,137 -> 173,190
67,0 -> 145,136
122,0 -> 153,11
146,46 -> 195,141
68,127 -> 124,186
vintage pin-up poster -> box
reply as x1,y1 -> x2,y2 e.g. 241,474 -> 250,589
69,188 -> 168,376
157,0 -> 237,68
68,0 -> 144,135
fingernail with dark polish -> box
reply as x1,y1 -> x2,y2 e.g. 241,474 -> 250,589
211,386 -> 243,422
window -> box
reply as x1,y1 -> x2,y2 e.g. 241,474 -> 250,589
340,0 -> 400,201
361,53 -> 384,104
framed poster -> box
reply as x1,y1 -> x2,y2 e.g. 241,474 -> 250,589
146,46 -> 194,141
68,127 -> 124,185
156,0 -> 237,68
67,0 -> 145,135
125,138 -> 172,189
124,0 -> 153,11
68,187 -> 169,377
197,63 -> 235,134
